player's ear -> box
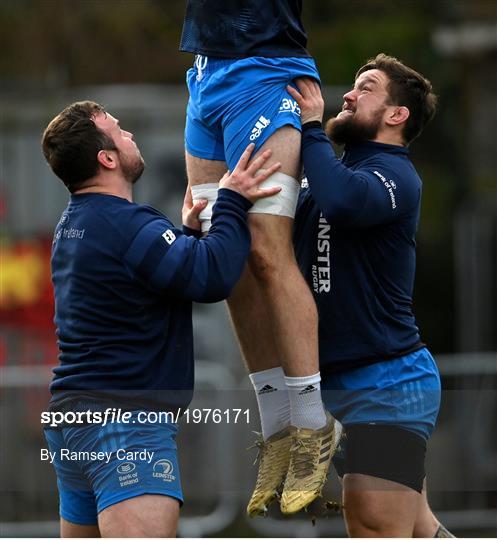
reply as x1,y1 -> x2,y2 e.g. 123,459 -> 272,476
97,149 -> 117,170
385,105 -> 409,127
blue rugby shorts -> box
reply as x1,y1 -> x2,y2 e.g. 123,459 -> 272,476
185,55 -> 320,170
44,413 -> 182,526
321,347 -> 441,440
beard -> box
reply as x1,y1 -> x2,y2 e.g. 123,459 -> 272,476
325,107 -> 385,146
119,151 -> 145,184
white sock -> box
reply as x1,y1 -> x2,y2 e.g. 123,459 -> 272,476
249,367 -> 291,440
284,372 -> 327,429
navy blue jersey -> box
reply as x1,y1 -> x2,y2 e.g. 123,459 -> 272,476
180,0 -> 309,58
294,124 -> 424,373
49,189 -> 251,411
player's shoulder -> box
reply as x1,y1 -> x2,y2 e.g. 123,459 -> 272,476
89,196 -> 172,241
119,203 -> 173,237
361,149 -> 421,188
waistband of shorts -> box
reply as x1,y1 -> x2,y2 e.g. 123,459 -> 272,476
192,54 -> 317,71
321,342 -> 427,377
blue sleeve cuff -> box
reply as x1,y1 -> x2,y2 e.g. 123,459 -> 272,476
182,225 -> 202,238
302,120 -> 323,133
217,188 -> 253,211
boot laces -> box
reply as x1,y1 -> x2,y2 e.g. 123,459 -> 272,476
290,436 -> 319,479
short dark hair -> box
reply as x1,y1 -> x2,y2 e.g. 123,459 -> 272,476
41,101 -> 116,192
356,53 -> 437,144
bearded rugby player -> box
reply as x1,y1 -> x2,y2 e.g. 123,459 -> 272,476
289,55 -> 454,537
42,101 -> 281,537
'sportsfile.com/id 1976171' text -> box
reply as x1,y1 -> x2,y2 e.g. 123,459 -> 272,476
40,408 -> 251,428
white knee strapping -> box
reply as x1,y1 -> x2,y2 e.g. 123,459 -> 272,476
190,183 -> 219,233
190,172 -> 300,232
248,171 -> 300,218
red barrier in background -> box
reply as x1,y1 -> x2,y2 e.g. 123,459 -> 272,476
0,237 -> 57,366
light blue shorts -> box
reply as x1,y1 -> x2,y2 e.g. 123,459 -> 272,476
185,55 -> 320,170
321,348 -> 441,440
44,413 -> 182,526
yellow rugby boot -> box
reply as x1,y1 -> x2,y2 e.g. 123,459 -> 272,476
280,412 -> 343,514
246,427 -> 292,517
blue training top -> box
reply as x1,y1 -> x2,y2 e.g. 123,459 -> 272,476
293,123 -> 425,374
180,0 -> 309,58
49,189 -> 251,411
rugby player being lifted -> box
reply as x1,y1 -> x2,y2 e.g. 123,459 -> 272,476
180,0 -> 341,516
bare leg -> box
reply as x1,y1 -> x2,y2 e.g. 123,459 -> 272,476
184,151 -> 283,375
342,473 -> 421,537
98,494 -> 179,538
235,127 -> 319,378
227,264 -> 280,373
413,480 -> 451,537
60,518 -> 100,538
185,129 -> 319,378
243,213 -> 319,377
185,130 -> 332,516
184,153 -> 227,188
413,490 -> 439,537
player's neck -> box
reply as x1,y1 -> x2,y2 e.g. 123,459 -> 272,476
73,175 -> 133,202
372,128 -> 405,147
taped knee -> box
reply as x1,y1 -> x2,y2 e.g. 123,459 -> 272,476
190,183 -> 219,233
248,171 -> 300,217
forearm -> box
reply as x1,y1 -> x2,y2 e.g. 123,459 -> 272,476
184,188 -> 252,302
301,122 -> 368,224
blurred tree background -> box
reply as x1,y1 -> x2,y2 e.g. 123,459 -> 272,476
0,0 -> 496,354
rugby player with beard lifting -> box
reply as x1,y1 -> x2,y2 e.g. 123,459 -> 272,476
288,55 -> 454,538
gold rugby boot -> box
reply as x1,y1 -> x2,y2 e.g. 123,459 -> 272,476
280,412 -> 343,514
247,427 -> 292,517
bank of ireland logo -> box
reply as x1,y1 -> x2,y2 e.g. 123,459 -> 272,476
116,461 -> 139,488
153,459 -> 176,482
117,462 -> 136,474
